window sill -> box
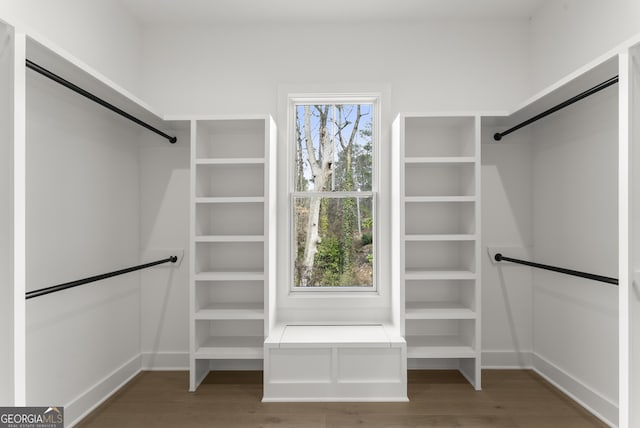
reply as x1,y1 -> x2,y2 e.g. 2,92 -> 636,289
286,289 -> 381,299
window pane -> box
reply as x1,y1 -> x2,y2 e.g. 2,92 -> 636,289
295,104 -> 373,192
294,196 -> 374,287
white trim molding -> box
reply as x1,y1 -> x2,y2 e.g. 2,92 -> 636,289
66,354 -> 141,427
481,351 -> 533,369
141,352 -> 189,371
532,353 -> 618,427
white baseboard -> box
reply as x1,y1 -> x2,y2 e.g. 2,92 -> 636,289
481,350 -> 533,368
532,353 -> 618,427
66,354 -> 141,427
141,352 -> 189,370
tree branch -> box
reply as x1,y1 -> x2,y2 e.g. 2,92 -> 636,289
335,105 -> 348,151
303,105 -> 320,177
347,104 -> 362,148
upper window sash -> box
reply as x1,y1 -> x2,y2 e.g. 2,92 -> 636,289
288,93 -> 380,192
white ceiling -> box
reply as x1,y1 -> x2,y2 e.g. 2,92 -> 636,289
119,0 -> 551,24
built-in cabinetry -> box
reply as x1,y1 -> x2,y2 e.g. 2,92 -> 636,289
392,114 -> 481,389
190,116 -> 276,391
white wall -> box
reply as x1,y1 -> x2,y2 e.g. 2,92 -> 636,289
481,127 -> 534,367
0,21 -> 14,406
530,0 -> 640,95
140,20 -> 530,115
139,129 -> 190,369
0,0 -> 143,94
24,63 -> 142,422
531,82 -> 619,424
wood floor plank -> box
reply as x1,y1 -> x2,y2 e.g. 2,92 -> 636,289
511,415 -> 608,428
77,370 -> 608,427
326,414 -> 519,428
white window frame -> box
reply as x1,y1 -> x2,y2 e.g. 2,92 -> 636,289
288,93 -> 380,292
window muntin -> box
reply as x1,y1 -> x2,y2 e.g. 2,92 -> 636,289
291,100 -> 376,290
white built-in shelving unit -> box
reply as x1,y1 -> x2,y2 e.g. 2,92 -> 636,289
392,114 -> 481,389
190,116 -> 276,391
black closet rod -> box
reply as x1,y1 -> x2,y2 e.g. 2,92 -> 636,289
493,75 -> 619,141
494,253 -> 618,285
25,256 -> 178,300
25,59 -> 177,144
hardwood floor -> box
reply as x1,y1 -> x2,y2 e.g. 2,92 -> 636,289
77,370 -> 607,427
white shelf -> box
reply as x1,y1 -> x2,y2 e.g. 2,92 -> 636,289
195,203 -> 264,237
194,336 -> 265,359
194,117 -> 265,159
404,157 -> 475,164
404,163 -> 475,198
195,271 -> 265,281
404,234 -> 476,241
405,270 -> 476,280
402,116 -> 476,158
195,163 -> 264,198
406,335 -> 476,358
405,201 -> 475,236
195,196 -> 265,204
278,324 -> 393,348
196,158 -> 265,165
195,303 -> 264,320
405,196 -> 476,203
405,302 -> 476,320
195,235 -> 264,243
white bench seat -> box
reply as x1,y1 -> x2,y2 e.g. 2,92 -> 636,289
263,324 -> 407,402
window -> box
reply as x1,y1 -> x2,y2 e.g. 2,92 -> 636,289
290,96 -> 377,290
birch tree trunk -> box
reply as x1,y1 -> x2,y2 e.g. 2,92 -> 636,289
300,105 -> 333,285
298,104 -> 364,285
